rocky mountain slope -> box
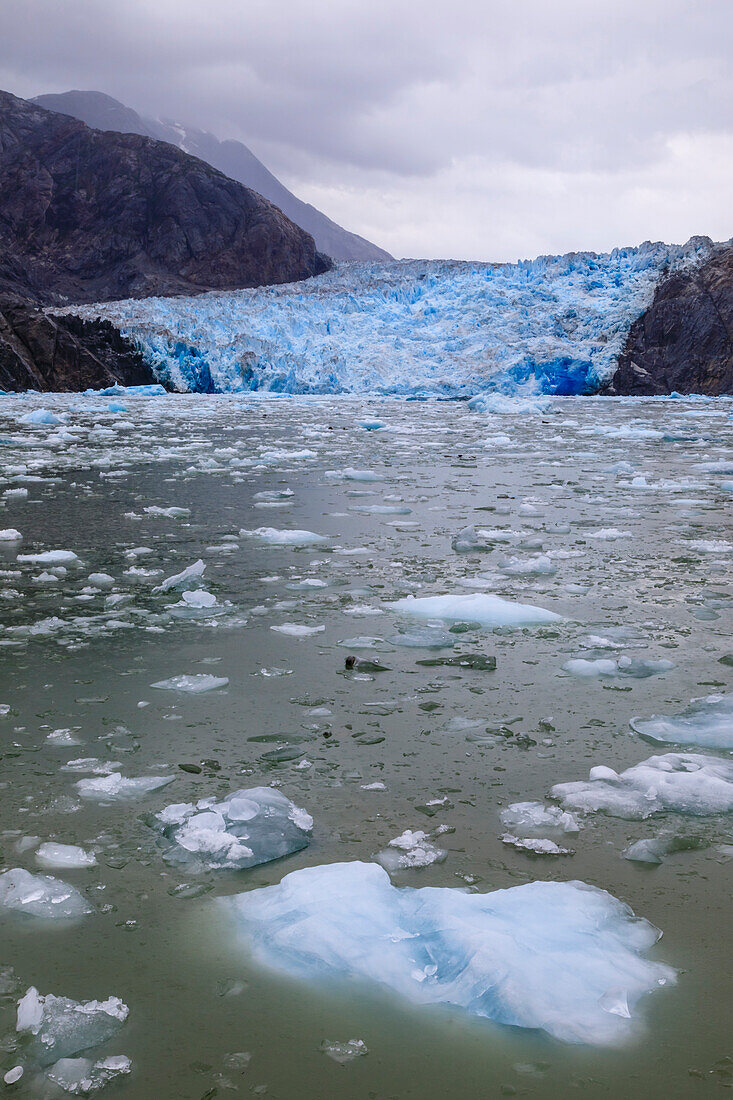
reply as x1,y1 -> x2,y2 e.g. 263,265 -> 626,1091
33,90 -> 392,262
606,244 -> 733,395
0,88 -> 329,306
0,295 -> 156,392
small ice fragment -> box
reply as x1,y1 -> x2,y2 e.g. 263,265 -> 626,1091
75,773 -> 174,801
153,787 -> 312,871
319,1038 -> 368,1064
387,592 -> 561,627
0,868 -> 91,920
241,527 -> 327,546
0,528 -> 22,541
377,829 -> 447,870
16,987 -> 128,1067
630,693 -> 733,750
36,844 -> 97,870
271,623 -> 325,637
17,550 -> 78,565
151,673 -> 228,693
153,559 -> 205,593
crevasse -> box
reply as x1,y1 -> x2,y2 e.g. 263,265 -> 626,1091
73,238 -> 715,396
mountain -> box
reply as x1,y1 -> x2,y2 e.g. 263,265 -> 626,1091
0,89 -> 329,306
32,90 -> 393,262
605,244 -> 733,395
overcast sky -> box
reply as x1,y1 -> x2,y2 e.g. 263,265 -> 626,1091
2,0 -> 732,260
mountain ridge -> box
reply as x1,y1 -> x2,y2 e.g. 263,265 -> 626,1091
32,89 -> 392,263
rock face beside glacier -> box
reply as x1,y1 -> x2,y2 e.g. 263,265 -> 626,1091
0,296 -> 158,392
0,89 -> 330,307
607,243 -> 733,395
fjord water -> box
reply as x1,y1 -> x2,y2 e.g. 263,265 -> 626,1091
0,392 -> 731,1098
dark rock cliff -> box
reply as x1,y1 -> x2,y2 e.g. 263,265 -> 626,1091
0,296 -> 156,392
606,245 -> 733,395
0,89 -> 330,307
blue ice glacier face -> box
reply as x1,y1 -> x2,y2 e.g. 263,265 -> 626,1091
222,860 -> 675,1045
76,238 -> 714,397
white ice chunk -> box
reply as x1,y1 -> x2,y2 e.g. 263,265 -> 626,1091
35,844 -> 97,870
241,527 -> 327,546
271,623 -> 325,637
153,786 -> 312,871
630,693 -> 733,750
151,674 -> 229,693
501,835 -> 573,856
17,550 -> 78,565
0,868 -> 91,920
16,987 -> 128,1067
75,773 -> 174,801
552,753 -> 733,819
388,592 -> 561,627
153,559 -> 205,593
46,1054 -> 132,1094
0,528 -> 22,541
223,861 -> 675,1046
500,802 -> 582,834
377,830 -> 447,871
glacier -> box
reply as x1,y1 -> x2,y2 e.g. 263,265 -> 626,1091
222,860 -> 675,1046
70,239 -> 714,397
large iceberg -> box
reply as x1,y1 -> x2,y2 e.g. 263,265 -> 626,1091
630,693 -> 733,750
222,861 -> 674,1046
152,786 -> 312,871
69,240 -> 714,396
551,753 -> 733,819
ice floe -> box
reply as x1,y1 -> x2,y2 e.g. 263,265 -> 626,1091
223,860 -> 675,1045
152,787 -> 312,871
376,829 -> 447,871
552,754 -> 733,819
0,868 -> 91,920
35,844 -> 97,870
75,773 -> 174,801
388,592 -> 561,627
16,986 -> 128,1067
630,693 -> 733,750
151,673 -> 229,693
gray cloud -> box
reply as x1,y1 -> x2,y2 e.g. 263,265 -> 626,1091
1,0 -> 731,259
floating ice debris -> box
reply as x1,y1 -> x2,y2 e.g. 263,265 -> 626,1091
389,627 -> 455,649
271,623 -> 325,637
630,693 -> 733,750
563,657 -> 675,679
500,554 -> 556,576
326,468 -> 380,482
686,539 -> 732,555
151,674 -> 229,693
16,987 -> 128,1067
223,860 -> 675,1045
376,830 -> 447,871
501,835 -> 574,856
180,589 -> 217,608
242,527 -> 327,546
358,419 -> 386,430
319,1038 -> 368,1064
75,773 -> 174,801
552,754 -> 733,819
623,835 -> 707,864
143,505 -> 190,518
17,550 -> 79,564
35,844 -> 97,870
153,787 -> 312,871
388,593 -> 561,628
46,1054 -> 132,1094
3,1066 -> 23,1085
153,559 -> 205,593
468,394 -> 551,414
18,408 -> 61,425
0,528 -> 22,541
0,868 -> 91,920
500,803 -> 582,834
87,573 -> 114,588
